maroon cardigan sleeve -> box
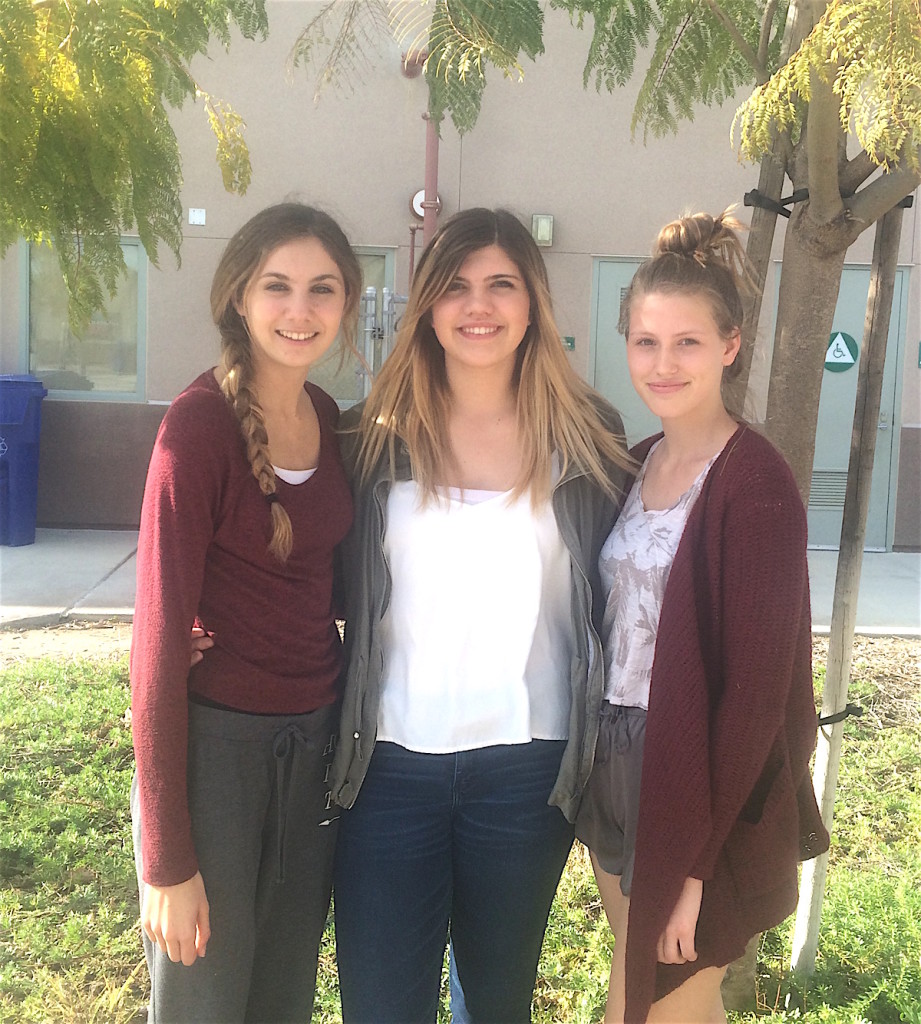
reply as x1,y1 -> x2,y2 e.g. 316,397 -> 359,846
689,438 -> 809,879
130,381 -> 230,886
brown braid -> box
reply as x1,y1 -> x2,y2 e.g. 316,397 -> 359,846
219,343 -> 294,562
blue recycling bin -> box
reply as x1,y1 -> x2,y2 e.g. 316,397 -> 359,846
0,374 -> 48,546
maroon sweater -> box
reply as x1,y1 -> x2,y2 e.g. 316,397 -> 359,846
623,425 -> 829,1022
130,371 -> 353,886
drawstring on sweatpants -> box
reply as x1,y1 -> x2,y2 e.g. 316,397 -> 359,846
272,723 -> 309,884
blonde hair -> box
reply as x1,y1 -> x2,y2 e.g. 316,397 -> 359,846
210,203 -> 361,561
355,208 -> 631,502
619,210 -> 751,398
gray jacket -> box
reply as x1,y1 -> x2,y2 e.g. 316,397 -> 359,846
330,401 -> 628,822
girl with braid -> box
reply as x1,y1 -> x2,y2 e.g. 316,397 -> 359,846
130,202 -> 361,1023
574,211 -> 828,1023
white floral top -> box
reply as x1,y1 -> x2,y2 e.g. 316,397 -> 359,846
599,440 -> 720,708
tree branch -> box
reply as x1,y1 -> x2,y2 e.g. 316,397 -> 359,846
806,68 -> 844,221
845,155 -> 921,244
702,0 -> 769,83
757,0 -> 781,69
840,150 -> 882,194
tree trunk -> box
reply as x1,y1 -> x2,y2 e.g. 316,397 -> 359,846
720,934 -> 759,1011
763,201 -> 849,500
791,204 -> 905,975
729,144 -> 786,416
731,0 -> 820,413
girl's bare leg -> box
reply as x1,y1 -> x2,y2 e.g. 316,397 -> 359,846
590,851 -> 630,1023
590,852 -> 727,1024
647,965 -> 727,1023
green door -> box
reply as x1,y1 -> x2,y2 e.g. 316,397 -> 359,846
589,259 -> 653,446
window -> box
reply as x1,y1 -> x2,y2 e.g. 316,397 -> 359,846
308,248 -> 396,407
23,238 -> 147,400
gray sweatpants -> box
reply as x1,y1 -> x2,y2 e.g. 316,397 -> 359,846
131,700 -> 340,1024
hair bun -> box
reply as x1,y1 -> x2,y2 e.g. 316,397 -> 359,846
654,210 -> 745,269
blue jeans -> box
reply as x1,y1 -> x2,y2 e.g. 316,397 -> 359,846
334,740 -> 574,1024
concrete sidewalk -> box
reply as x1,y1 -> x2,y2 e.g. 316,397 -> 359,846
1,529 -> 138,628
1,528 -> 919,636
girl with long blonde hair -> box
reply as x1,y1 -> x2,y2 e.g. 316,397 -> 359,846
330,207 -> 632,1023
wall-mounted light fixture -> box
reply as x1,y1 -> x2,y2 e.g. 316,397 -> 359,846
531,214 -> 554,247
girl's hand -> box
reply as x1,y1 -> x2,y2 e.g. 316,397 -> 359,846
656,876 -> 703,964
141,871 -> 211,966
190,627 -> 214,667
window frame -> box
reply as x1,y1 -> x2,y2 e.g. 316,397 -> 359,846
19,236 -> 148,403
333,244 -> 397,409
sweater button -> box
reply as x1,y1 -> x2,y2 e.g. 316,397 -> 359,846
353,732 -> 360,739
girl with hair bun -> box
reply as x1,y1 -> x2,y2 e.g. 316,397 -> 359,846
574,211 -> 829,1022
130,202 -> 361,1022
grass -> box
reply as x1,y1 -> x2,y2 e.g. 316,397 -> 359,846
0,657 -> 142,1023
1,645 -> 918,1023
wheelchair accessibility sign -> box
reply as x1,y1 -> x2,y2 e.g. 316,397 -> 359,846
825,332 -> 858,373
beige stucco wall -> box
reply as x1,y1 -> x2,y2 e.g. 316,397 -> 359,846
0,0 -> 918,539
139,0 -> 811,394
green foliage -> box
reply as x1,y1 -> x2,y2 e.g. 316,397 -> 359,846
289,0 -> 919,186
421,0 -> 544,135
0,655 -> 142,1023
552,0 -> 789,138
733,663 -> 921,1023
0,0 -> 267,335
550,0 -> 657,93
291,0 -> 544,136
289,1 -> 395,99
734,0 -> 921,170
631,0 -> 775,139
204,95 -> 254,193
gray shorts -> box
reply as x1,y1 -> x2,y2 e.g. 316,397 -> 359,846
574,702 -> 646,896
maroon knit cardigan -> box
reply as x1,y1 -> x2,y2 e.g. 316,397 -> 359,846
623,425 -> 829,1022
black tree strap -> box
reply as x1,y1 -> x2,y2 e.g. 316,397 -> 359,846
817,702 -> 864,727
744,189 -> 790,217
745,187 -> 914,217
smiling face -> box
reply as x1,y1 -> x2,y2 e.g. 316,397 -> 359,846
430,244 -> 531,380
239,236 -> 347,377
626,290 -> 740,425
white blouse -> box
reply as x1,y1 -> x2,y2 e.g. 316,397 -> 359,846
377,480 -> 573,753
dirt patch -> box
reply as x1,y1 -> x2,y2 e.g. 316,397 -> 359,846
813,635 -> 920,729
0,619 -> 133,668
